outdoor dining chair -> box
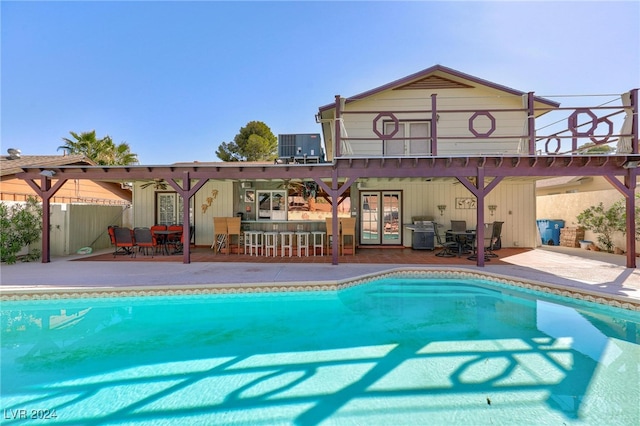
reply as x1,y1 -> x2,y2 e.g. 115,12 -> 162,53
450,220 -> 467,232
435,230 -> 457,258
113,227 -> 136,258
486,221 -> 504,258
167,224 -> 184,254
108,225 -> 127,255
134,227 -> 155,257
150,224 -> 167,254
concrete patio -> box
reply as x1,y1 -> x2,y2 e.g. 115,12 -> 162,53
1,246 -> 639,307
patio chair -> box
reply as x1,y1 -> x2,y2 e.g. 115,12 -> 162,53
134,227 -> 155,257
107,226 -> 126,255
450,220 -> 467,232
150,224 -> 167,254
448,220 -> 474,253
434,230 -> 457,258
113,227 -> 136,258
470,223 -> 493,259
486,221 -> 504,258
167,224 -> 184,254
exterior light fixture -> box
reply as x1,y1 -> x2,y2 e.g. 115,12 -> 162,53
488,205 -> 497,216
437,205 -> 447,216
39,170 -> 56,177
623,160 -> 639,169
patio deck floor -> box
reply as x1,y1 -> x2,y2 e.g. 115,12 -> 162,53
75,245 -> 528,265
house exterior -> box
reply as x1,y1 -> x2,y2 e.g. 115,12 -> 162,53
2,152 -> 132,256
15,65 -> 639,267
314,66 -> 563,252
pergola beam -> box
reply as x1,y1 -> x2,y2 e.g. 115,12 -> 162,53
15,153 -> 639,267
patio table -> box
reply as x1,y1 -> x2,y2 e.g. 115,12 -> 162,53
446,230 -> 476,257
154,230 -> 183,255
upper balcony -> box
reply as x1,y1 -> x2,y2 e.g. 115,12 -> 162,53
315,66 -> 638,162
318,90 -> 638,161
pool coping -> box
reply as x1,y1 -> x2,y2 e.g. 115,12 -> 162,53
2,267 -> 639,312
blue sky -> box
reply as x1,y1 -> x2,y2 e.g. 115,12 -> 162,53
2,1 -> 639,165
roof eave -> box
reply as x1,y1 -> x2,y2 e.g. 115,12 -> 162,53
318,64 -> 560,113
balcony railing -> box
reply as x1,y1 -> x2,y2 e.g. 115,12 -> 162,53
332,90 -> 639,158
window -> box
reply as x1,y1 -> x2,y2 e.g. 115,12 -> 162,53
256,190 -> 287,220
384,121 -> 431,155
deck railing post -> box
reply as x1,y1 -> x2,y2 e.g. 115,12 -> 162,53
335,95 -> 342,159
431,94 -> 438,156
631,88 -> 639,154
528,92 -> 536,155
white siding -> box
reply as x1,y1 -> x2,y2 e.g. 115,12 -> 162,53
339,86 -> 528,158
132,180 -> 234,247
359,179 -> 537,248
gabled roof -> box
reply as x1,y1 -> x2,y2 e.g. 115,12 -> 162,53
1,154 -> 94,177
318,64 -> 560,112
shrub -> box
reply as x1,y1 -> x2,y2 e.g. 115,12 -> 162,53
0,197 -> 43,264
576,201 -> 626,253
612,194 -> 640,242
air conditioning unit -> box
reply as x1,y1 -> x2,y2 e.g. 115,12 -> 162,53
277,134 -> 325,164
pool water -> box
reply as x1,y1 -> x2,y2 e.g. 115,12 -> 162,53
1,278 -> 639,425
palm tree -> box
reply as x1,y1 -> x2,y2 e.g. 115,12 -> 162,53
111,138 -> 139,166
58,131 -> 138,165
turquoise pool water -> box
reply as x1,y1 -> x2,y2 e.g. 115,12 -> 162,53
1,278 -> 639,425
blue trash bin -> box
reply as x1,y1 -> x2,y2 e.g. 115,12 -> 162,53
537,219 -> 565,246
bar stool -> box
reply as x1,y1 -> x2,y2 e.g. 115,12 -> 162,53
243,230 -> 252,254
280,231 -> 294,257
311,231 -> 325,256
245,230 -> 263,256
340,217 -> 356,255
263,231 -> 279,257
296,231 -> 310,257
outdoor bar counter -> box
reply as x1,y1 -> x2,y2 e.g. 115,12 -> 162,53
240,220 -> 327,233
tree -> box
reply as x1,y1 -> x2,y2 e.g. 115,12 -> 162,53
216,121 -> 277,162
577,142 -> 615,155
58,130 -> 139,166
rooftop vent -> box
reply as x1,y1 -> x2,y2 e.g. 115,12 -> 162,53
6,148 -> 21,160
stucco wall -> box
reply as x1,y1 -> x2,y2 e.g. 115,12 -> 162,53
537,188 -> 639,252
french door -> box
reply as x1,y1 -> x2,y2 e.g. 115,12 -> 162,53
156,192 -> 194,226
359,191 -> 402,245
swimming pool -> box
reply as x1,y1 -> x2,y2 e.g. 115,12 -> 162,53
2,274 -> 639,425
